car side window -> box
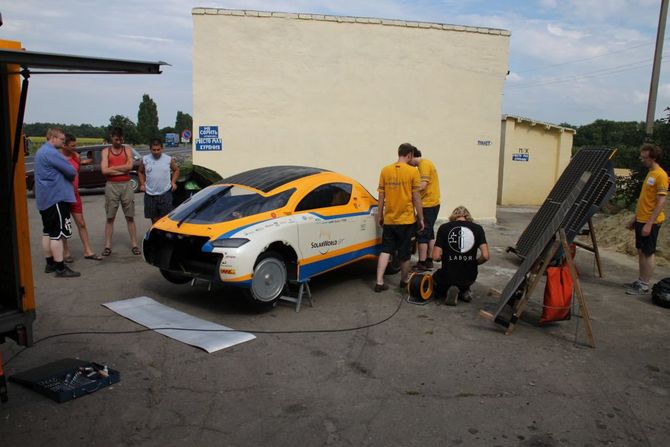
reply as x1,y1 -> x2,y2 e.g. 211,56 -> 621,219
295,183 -> 352,212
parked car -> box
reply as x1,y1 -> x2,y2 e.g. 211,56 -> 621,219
26,144 -> 142,193
143,165 -> 387,305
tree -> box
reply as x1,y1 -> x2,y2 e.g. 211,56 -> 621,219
107,115 -> 139,144
137,94 -> 160,144
175,111 -> 193,141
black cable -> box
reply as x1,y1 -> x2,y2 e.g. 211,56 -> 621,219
3,292 -> 406,367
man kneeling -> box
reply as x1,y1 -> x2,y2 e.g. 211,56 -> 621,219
432,206 -> 489,305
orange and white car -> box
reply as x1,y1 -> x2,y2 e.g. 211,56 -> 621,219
143,166 -> 385,304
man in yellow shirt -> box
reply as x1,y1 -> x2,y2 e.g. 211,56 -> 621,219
375,143 -> 425,292
410,148 -> 440,271
625,143 -> 668,295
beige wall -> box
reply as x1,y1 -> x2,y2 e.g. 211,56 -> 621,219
497,116 -> 574,206
193,9 -> 510,221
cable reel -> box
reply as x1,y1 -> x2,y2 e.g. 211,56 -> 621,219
406,272 -> 433,303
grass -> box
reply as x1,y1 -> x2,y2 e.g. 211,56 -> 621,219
26,136 -> 105,155
28,136 -> 104,145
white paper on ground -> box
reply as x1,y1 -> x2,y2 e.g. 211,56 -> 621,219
102,296 -> 255,353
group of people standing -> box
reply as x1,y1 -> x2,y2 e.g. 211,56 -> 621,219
33,127 -> 179,278
374,143 -> 490,305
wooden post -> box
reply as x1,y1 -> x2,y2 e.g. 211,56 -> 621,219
559,228 -> 596,348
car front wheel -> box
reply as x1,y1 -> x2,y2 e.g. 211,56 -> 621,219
245,251 -> 287,305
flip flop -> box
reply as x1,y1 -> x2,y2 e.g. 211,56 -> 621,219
131,246 -> 142,256
64,256 -> 75,263
102,247 -> 112,256
85,254 -> 103,261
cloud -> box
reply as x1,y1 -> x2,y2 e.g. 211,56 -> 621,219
546,24 -> 588,40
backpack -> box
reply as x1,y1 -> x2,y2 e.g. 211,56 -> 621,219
651,278 -> 670,309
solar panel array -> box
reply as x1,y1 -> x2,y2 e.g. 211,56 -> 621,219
514,148 -> 616,257
493,147 -> 616,323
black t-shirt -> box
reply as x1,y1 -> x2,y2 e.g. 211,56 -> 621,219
434,220 -> 487,285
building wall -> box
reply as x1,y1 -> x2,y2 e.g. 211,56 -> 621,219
497,116 -> 575,206
193,9 -> 510,221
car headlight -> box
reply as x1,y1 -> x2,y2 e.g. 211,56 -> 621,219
210,238 -> 250,248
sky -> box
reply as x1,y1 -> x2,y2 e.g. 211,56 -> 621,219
2,0 -> 670,128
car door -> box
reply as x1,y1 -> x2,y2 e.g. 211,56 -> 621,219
77,148 -> 99,188
294,182 -> 376,280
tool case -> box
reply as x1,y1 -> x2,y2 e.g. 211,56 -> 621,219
9,358 -> 120,403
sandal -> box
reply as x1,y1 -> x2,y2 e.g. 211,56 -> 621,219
102,247 -> 112,256
131,246 -> 142,256
85,253 -> 103,261
63,256 -> 75,263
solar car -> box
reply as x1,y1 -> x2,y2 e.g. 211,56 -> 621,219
143,166 -> 387,304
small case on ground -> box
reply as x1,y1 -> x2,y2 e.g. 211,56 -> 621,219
9,358 -> 120,403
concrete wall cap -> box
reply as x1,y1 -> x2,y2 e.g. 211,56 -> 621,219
191,8 -> 509,35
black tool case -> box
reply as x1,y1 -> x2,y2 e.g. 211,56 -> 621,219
9,358 -> 120,403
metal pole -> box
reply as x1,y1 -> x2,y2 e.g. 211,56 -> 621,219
646,0 -> 669,137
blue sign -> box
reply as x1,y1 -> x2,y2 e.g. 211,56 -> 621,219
181,129 -> 192,140
199,126 -> 218,138
196,125 -> 222,151
512,153 -> 529,162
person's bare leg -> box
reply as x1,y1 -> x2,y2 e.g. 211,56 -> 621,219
400,259 -> 411,284
62,238 -> 71,259
418,243 -> 428,262
639,250 -> 655,283
104,217 -> 115,250
126,216 -> 138,248
376,252 -> 391,285
73,212 -> 94,256
42,235 -> 52,258
50,238 -> 64,262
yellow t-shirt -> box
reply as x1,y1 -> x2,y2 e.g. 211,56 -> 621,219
636,166 -> 668,224
378,162 -> 421,224
417,158 -> 440,207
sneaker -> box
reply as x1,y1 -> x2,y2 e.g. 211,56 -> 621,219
45,264 -> 56,273
399,280 -> 409,291
459,289 -> 473,303
374,283 -> 389,293
622,280 -> 642,289
413,262 -> 430,272
625,282 -> 650,295
424,259 -> 434,269
55,265 -> 81,278
445,286 -> 458,306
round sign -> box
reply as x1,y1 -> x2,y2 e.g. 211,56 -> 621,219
181,129 -> 192,140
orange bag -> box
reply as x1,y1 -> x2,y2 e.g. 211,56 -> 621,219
540,265 -> 573,324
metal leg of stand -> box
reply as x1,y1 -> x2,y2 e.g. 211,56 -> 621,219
296,281 -> 313,313
280,280 -> 313,312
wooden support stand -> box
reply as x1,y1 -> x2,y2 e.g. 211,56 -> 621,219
573,218 -> 603,278
480,229 -> 596,348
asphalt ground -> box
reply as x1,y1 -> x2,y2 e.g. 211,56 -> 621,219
1,194 -> 669,447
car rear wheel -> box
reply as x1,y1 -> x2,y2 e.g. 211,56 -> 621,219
384,255 -> 401,275
160,269 -> 192,284
245,251 -> 287,305
129,174 -> 140,193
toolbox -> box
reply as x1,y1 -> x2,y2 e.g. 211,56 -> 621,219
9,358 -> 120,403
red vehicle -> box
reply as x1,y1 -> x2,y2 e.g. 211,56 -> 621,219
26,144 -> 142,193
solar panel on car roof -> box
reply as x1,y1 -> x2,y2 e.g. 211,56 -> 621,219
222,166 -> 328,193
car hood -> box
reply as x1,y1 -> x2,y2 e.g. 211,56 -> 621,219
151,210 -> 284,242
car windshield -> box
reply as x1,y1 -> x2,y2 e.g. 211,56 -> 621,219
170,185 -> 295,224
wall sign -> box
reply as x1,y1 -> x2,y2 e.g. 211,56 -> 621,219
195,126 -> 223,151
512,153 -> 529,162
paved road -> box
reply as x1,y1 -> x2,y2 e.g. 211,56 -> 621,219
1,197 -> 669,446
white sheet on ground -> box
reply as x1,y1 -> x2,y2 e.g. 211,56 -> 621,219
102,296 -> 255,353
